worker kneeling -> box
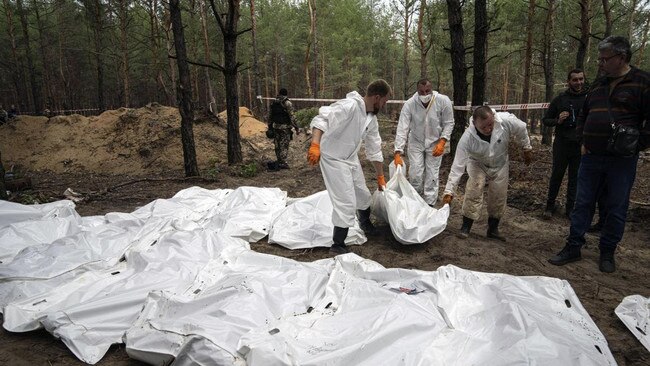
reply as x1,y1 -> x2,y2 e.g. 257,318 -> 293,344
442,106 -> 533,241
307,80 -> 392,255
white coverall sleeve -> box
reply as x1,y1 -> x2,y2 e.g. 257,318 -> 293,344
444,134 -> 470,195
504,113 -> 532,150
310,106 -> 332,132
439,96 -> 455,141
364,117 -> 384,162
394,101 -> 412,152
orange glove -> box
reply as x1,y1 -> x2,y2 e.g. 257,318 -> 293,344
394,152 -> 403,166
432,138 -> 447,157
377,175 -> 386,191
307,142 -> 321,166
523,149 -> 532,165
442,194 -> 453,205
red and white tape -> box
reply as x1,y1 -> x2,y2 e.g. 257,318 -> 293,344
452,102 -> 551,111
258,97 -> 551,110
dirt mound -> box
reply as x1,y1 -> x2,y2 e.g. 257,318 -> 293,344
0,104 -> 271,175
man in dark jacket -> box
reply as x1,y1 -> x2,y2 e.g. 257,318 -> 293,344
268,88 -> 300,170
548,36 -> 650,273
542,69 -> 587,218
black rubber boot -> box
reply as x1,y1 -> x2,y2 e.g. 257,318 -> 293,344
599,250 -> 616,273
487,217 -> 506,242
458,216 -> 473,239
329,226 -> 350,255
357,208 -> 376,236
548,244 -> 582,266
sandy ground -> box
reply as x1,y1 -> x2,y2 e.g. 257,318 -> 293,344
0,107 -> 648,365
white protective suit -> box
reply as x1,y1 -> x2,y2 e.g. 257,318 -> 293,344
444,111 -> 532,220
310,91 -> 384,228
395,91 -> 454,205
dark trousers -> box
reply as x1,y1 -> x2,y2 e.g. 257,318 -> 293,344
546,137 -> 581,213
567,154 -> 638,252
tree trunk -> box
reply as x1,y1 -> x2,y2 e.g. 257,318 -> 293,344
312,0 -> 319,98
17,0 -> 42,113
169,0 -> 200,176
34,3 -> 54,111
521,0 -> 536,123
575,0 -> 591,69
163,8 -> 177,106
417,0 -> 431,79
82,0 -> 106,111
118,0 -> 130,107
304,0 -> 315,97
249,0 -> 265,116
471,0 -> 488,106
209,0 -> 243,165
402,0 -> 413,98
502,59 -> 509,105
541,0 -> 557,145
188,1 -> 201,106
3,0 -> 28,109
635,16 -> 650,67
56,2 -> 72,110
602,0 -> 612,37
446,0 -> 468,156
147,0 -> 168,106
201,0 -> 216,115
627,0 -> 639,40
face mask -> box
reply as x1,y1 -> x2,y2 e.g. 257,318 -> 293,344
419,94 -> 432,104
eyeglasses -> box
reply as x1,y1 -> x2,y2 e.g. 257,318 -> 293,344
596,53 -> 621,64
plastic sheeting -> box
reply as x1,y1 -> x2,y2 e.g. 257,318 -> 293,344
0,187 -> 616,365
124,254 -> 615,366
615,295 -> 650,352
268,191 -> 366,249
372,165 -> 449,244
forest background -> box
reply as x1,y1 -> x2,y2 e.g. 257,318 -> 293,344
1,0 -> 649,156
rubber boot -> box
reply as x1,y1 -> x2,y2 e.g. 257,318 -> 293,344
357,208 -> 376,236
459,216 -> 473,239
487,217 -> 506,242
329,226 -> 350,255
599,249 -> 616,273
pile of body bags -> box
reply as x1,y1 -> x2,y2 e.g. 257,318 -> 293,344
0,177 -> 624,365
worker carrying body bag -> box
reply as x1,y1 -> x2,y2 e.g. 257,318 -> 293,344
371,163 -> 449,244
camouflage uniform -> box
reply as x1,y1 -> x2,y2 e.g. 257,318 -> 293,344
269,96 -> 298,168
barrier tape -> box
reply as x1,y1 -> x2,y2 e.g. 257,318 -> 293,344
258,96 -> 551,110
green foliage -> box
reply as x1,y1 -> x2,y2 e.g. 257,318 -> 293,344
14,192 -> 47,205
2,0 -> 650,121
294,108 -> 319,128
239,162 -> 258,178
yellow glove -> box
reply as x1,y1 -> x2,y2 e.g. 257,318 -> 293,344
307,142 -> 321,166
394,152 -> 403,166
432,138 -> 447,157
523,149 -> 532,165
442,194 -> 453,205
377,175 -> 386,191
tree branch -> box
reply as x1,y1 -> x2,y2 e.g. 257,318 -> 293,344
169,54 -> 225,72
236,27 -> 252,37
208,0 -> 225,33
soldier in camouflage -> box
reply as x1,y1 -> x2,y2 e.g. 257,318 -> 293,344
268,88 -> 300,169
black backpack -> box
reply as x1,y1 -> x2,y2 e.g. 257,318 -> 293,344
269,99 -> 291,125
